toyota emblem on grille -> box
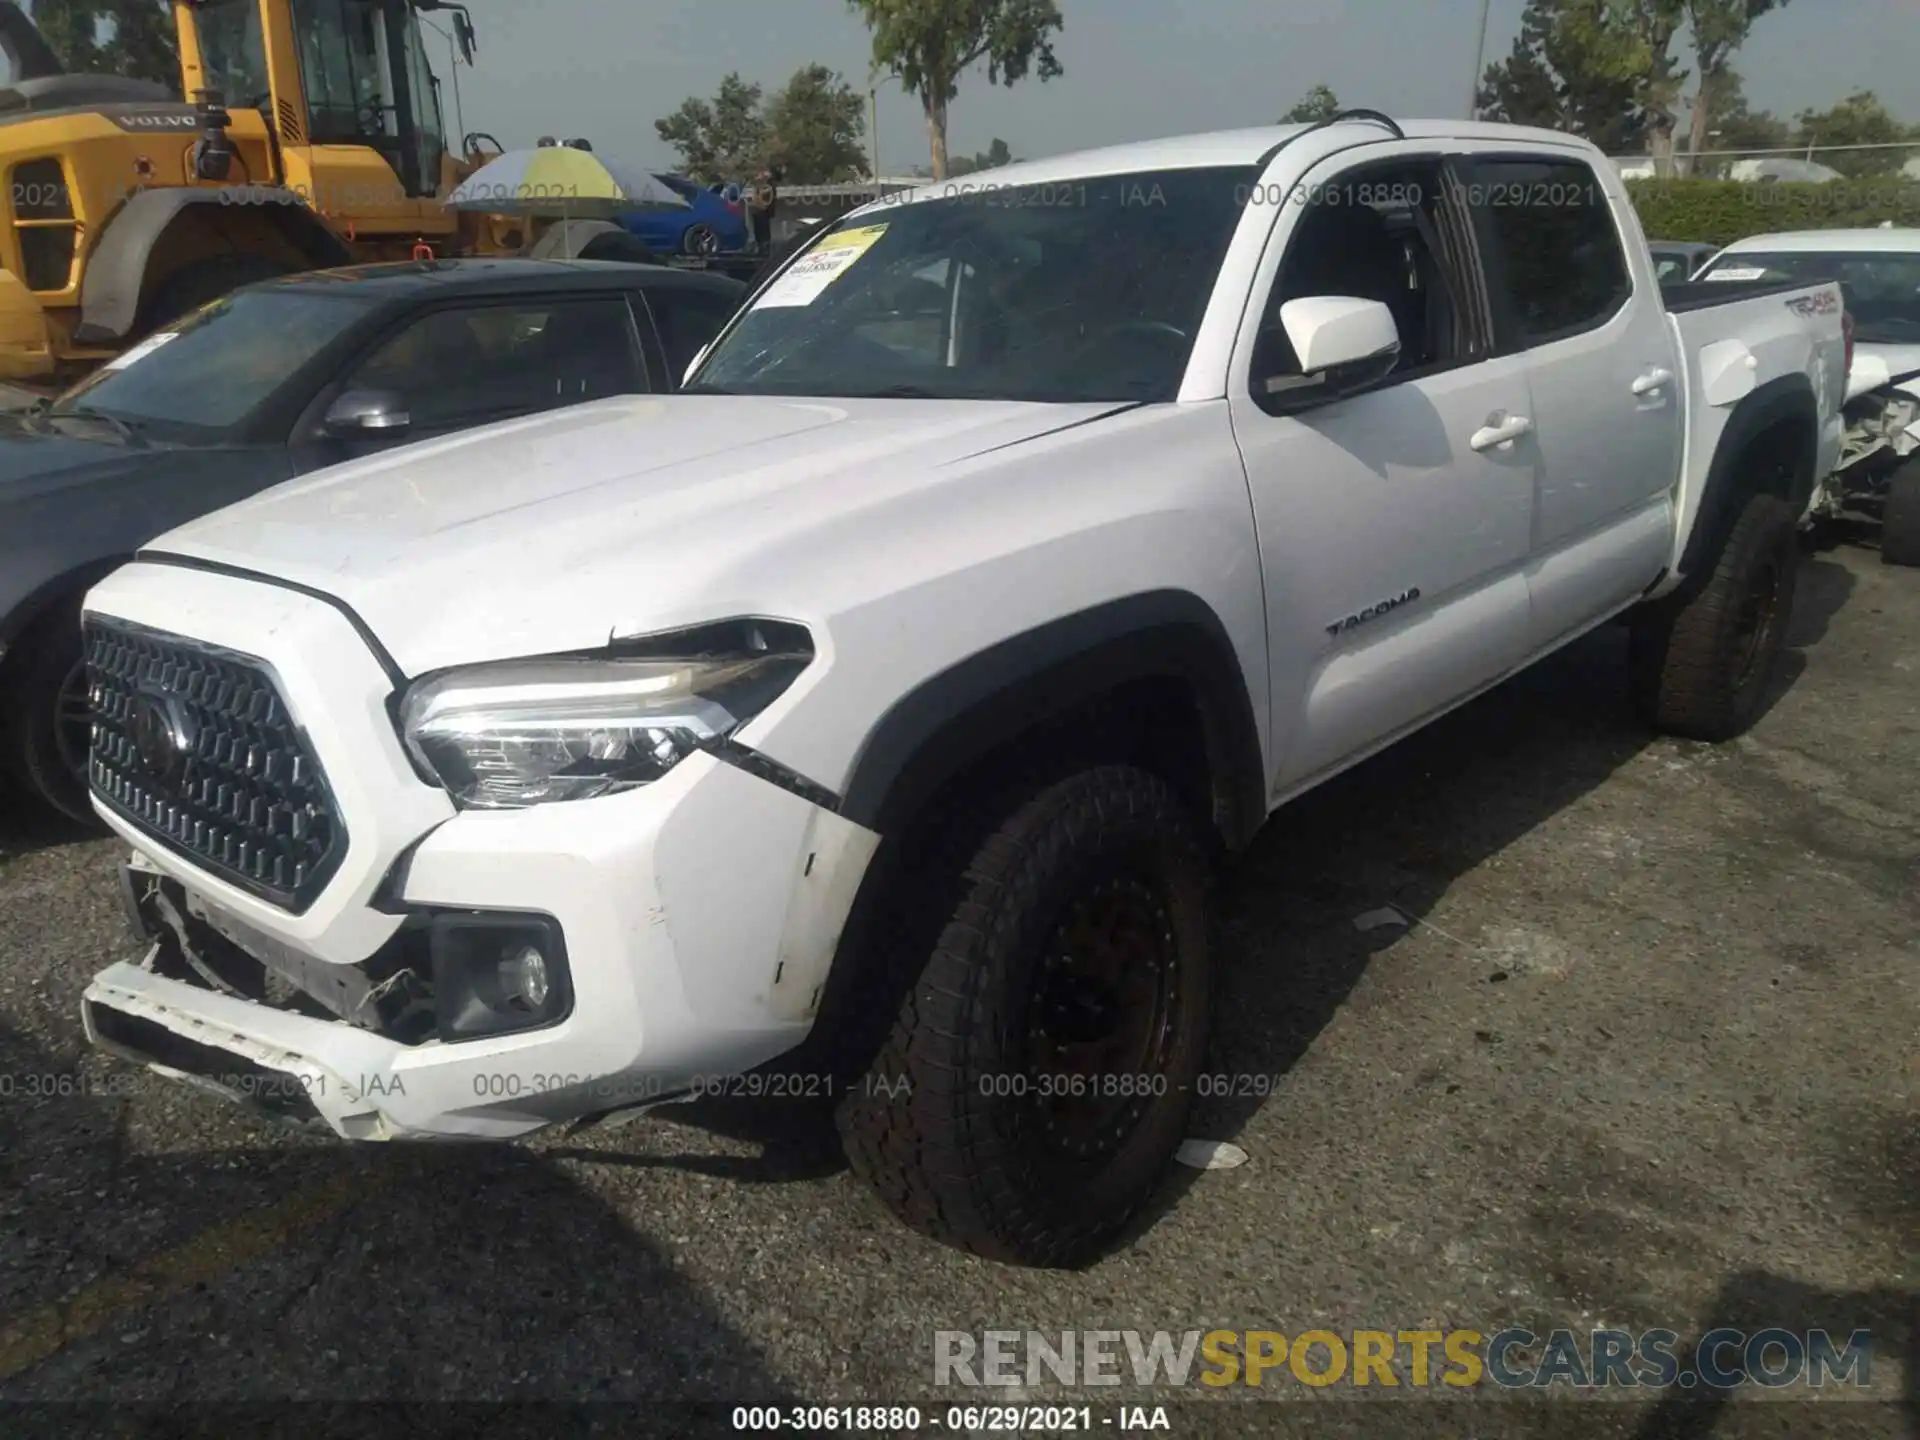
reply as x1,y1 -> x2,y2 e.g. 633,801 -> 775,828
128,689 -> 196,783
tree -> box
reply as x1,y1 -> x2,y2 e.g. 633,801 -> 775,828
1476,0 -> 1646,154
1577,0 -> 1688,172
946,136 -> 1016,175
1691,68 -> 1787,170
762,64 -> 869,182
1280,83 -> 1341,124
33,0 -> 177,88
1682,0 -> 1787,171
1791,91 -> 1918,177
848,0 -> 1063,180
654,73 -> 770,182
657,66 -> 870,184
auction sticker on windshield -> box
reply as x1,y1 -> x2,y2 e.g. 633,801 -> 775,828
103,331 -> 179,371
1705,267 -> 1769,282
756,224 -> 890,308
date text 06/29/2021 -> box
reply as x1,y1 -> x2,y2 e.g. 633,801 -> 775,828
729,1405 -> 1173,1432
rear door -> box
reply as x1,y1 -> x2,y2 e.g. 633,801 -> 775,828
1460,151 -> 1683,653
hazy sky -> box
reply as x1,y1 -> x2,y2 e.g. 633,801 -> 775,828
434,0 -> 1918,172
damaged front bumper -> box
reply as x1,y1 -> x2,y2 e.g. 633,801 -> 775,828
82,750 -> 879,1142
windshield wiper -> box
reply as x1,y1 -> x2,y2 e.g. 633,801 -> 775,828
53,406 -> 140,438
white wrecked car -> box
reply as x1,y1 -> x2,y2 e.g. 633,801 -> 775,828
1694,229 -> 1920,565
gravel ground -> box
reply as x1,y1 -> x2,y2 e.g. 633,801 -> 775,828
0,541 -> 1912,1439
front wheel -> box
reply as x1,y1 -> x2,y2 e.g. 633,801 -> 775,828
1882,458 -> 1920,567
1630,491 -> 1801,742
837,765 -> 1212,1267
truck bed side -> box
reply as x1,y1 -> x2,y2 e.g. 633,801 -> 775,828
1660,279 -> 1848,585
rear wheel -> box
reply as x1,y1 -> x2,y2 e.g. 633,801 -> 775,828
1,596 -> 99,827
143,254 -> 294,332
1630,490 -> 1801,741
836,765 -> 1212,1267
681,223 -> 720,257
1882,458 -> 1920,567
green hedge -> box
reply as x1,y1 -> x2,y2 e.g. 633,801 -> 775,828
1624,178 -> 1920,245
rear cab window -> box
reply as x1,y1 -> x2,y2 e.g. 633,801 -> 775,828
1462,156 -> 1632,349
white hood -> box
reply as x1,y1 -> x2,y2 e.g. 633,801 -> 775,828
149,394 -> 1127,676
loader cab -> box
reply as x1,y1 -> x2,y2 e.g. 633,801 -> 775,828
181,0 -> 461,207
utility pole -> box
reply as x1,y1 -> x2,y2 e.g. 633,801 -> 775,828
1468,0 -> 1492,120
870,87 -> 881,181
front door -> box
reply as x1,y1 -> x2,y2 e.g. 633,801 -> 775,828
1227,148 -> 1538,794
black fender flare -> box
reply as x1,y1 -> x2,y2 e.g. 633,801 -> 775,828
1680,374 -> 1820,579
74,188 -> 353,343
0,555 -> 128,656
836,591 -> 1269,853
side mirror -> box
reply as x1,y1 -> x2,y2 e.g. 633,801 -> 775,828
1260,296 -> 1401,406
323,389 -> 411,436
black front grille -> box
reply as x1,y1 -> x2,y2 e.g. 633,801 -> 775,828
86,619 -> 345,913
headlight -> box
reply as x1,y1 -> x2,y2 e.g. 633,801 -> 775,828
398,620 -> 811,809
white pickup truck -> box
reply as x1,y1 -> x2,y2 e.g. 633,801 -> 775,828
78,116 -> 1847,1267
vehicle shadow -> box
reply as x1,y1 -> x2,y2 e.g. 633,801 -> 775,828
1131,557 -> 1851,1242
0,1019 -> 806,1431
0,781 -> 100,864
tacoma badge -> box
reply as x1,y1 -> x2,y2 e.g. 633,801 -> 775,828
1327,588 -> 1421,637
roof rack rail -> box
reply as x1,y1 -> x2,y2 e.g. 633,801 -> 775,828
1305,108 -> 1405,140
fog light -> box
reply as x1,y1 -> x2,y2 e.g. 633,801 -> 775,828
500,945 -> 550,1011
428,912 -> 572,1041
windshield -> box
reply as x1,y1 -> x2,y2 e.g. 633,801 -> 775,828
1699,250 -> 1920,343
51,289 -> 375,438
692,166 -> 1259,403
195,0 -> 271,108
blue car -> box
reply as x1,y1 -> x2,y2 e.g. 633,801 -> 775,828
619,174 -> 752,257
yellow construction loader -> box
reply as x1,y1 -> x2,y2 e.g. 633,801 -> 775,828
0,0 -> 512,386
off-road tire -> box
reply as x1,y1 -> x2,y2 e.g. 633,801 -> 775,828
1630,491 -> 1801,741
1,595 -> 98,826
836,765 -> 1212,1268
1882,458 -> 1920,567
144,254 -> 294,332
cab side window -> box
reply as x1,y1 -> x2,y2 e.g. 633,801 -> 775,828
342,297 -> 647,430
1464,157 -> 1631,346
1249,159 -> 1479,410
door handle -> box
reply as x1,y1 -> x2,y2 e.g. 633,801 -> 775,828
1469,413 -> 1533,452
1631,367 -> 1675,396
